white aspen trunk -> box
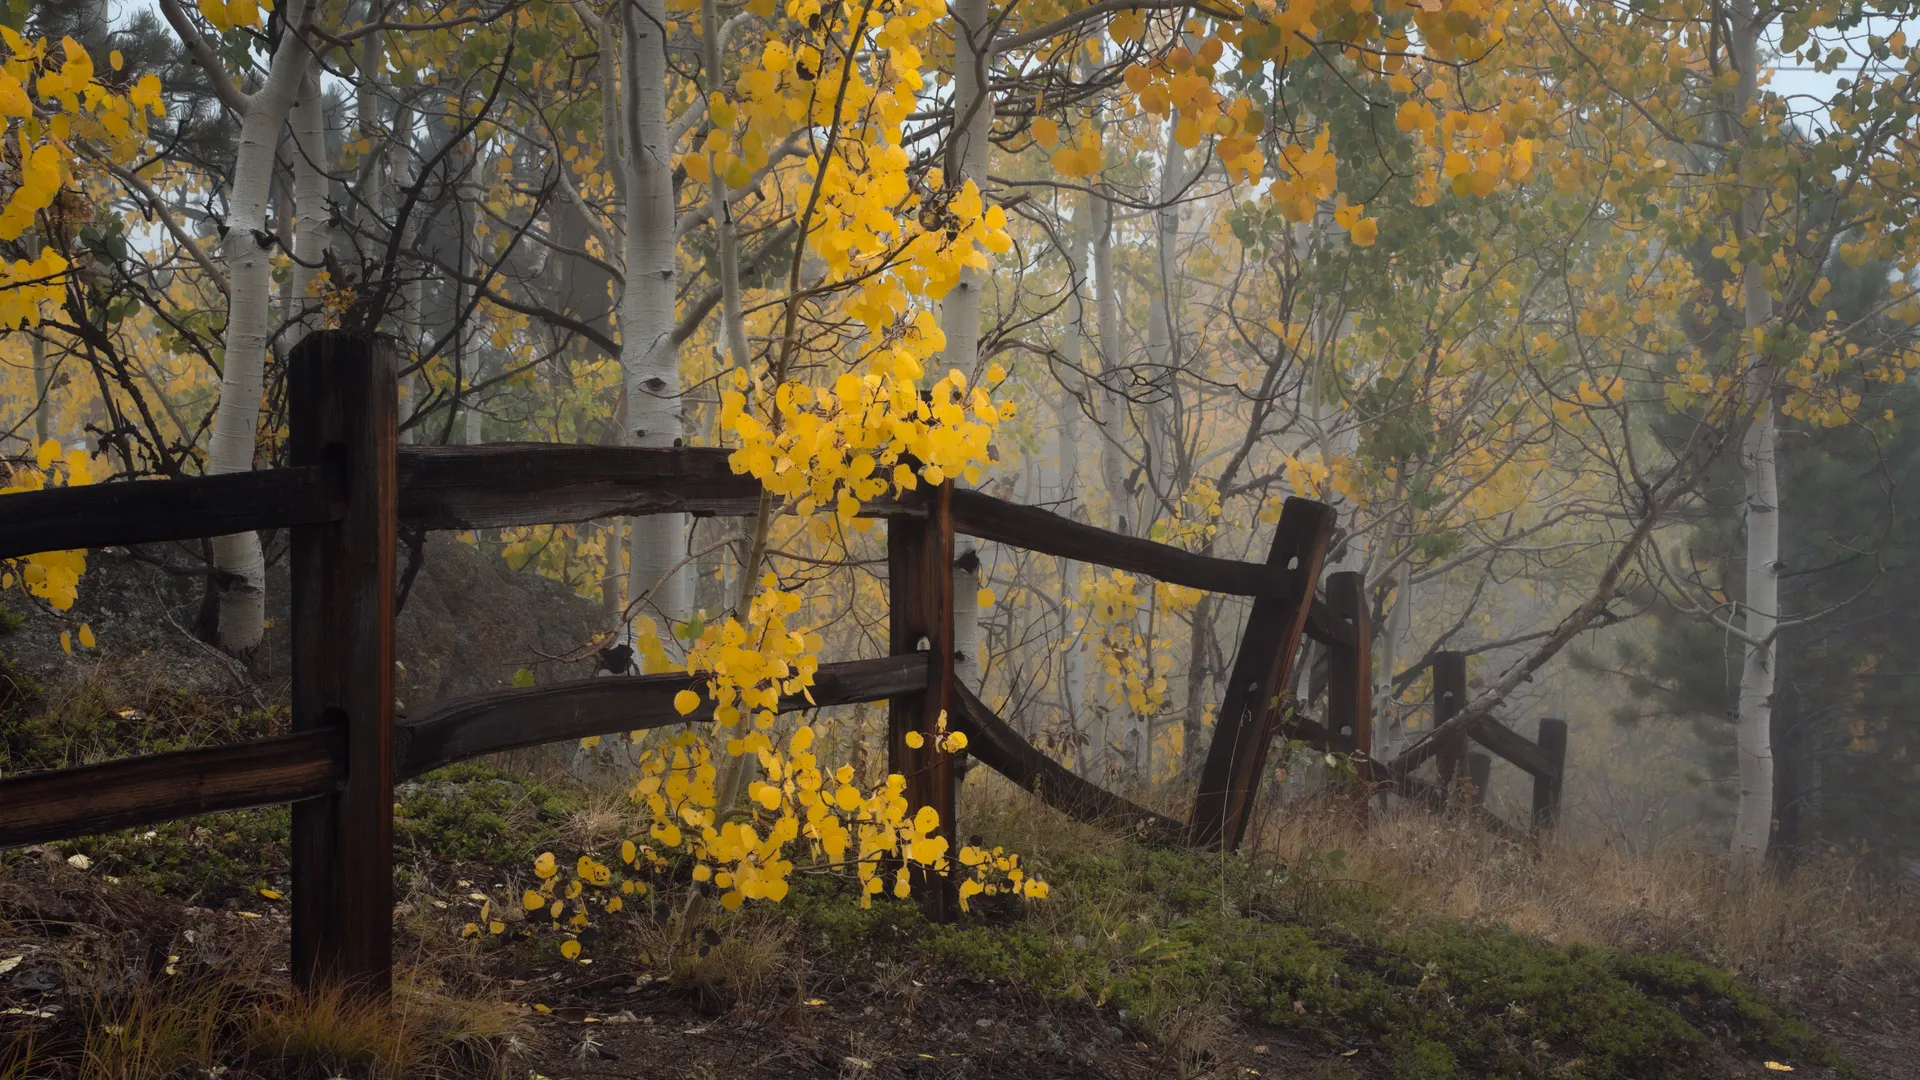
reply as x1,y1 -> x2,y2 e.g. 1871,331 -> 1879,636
205,5 -> 313,651
701,0 -> 750,371
1087,183 -> 1131,780
289,68 -> 328,344
1729,2 -> 1778,869
1144,116 -> 1184,508
620,0 -> 691,635
31,333 -> 50,446
942,0 -> 993,701
1092,190 -> 1131,535
1056,290 -> 1087,737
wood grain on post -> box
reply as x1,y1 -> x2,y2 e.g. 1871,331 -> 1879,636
1323,571 -> 1372,772
287,331 -> 398,997
1532,718 -> 1568,833
1189,497 -> 1336,851
1432,651 -> 1468,801
887,480 -> 957,921
1467,751 -> 1492,808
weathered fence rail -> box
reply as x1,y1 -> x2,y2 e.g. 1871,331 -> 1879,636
0,329 -> 1560,998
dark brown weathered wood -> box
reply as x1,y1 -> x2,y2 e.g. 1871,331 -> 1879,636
396,655 -> 928,779
287,332 -> 398,996
0,731 -> 345,850
951,685 -> 1188,847
1467,751 -> 1492,808
0,468 -> 338,560
1531,718 -> 1568,833
397,444 -> 760,529
888,482 -> 957,921
1189,497 -> 1337,851
1468,716 -> 1563,781
946,488 -> 1353,648
1432,651 -> 1469,799
1323,570 -> 1372,768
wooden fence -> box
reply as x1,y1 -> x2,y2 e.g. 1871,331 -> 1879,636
0,330 -> 1560,996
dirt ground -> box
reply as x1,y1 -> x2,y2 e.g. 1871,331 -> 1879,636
4,851 -> 1917,1080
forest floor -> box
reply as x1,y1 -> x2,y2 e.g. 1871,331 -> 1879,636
4,625 -> 1919,1078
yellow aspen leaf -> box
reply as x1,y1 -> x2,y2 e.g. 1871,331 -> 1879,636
904,730 -> 925,749
674,689 -> 701,715
560,939 -> 581,960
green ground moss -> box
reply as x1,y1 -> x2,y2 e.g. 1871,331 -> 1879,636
787,845 -> 1840,1080
394,763 -> 583,869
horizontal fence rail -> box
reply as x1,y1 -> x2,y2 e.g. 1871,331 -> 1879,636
0,467 -> 339,561
0,729 -> 346,850
952,685 -> 1188,847
945,488 -> 1354,648
0,445 -> 1347,648
396,654 -> 928,779
396,445 -> 761,530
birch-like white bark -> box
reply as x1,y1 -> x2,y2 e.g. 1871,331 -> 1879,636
941,0 -> 993,702
701,0 -> 750,372
1055,198 -> 1092,741
1092,190 -> 1130,536
204,0 -> 314,651
31,333 -> 50,446
289,68 -> 328,346
1144,115 -> 1184,509
1729,0 -> 1778,867
621,0 -> 692,634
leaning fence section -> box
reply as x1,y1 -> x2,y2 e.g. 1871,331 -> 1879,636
0,330 -> 1561,998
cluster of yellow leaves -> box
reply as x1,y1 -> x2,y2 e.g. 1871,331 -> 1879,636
196,0 -> 272,32
1086,570 -> 1169,718
720,350 -> 1009,523
1117,33 -> 1265,181
1,440 -> 92,612
0,33 -> 164,325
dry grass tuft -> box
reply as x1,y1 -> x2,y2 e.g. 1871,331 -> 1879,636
1252,797 -> 1920,990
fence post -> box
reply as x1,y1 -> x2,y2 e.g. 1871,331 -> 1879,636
888,480 -> 957,920
288,332 -> 397,996
1324,570 -> 1372,782
1467,751 -> 1492,808
1432,651 -> 1468,802
1190,497 -> 1336,851
1531,718 -> 1567,833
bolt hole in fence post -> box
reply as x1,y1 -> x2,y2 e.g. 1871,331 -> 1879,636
1323,570 -> 1372,818
287,331 -> 398,998
1189,497 -> 1335,851
1431,651 -> 1468,805
887,480 -> 958,921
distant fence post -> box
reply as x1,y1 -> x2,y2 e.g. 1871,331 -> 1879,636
1432,651 -> 1468,801
1467,751 -> 1492,808
1531,718 -> 1567,834
1324,570 -> 1372,785
288,332 -> 398,996
888,480 -> 957,920
1190,497 -> 1336,851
